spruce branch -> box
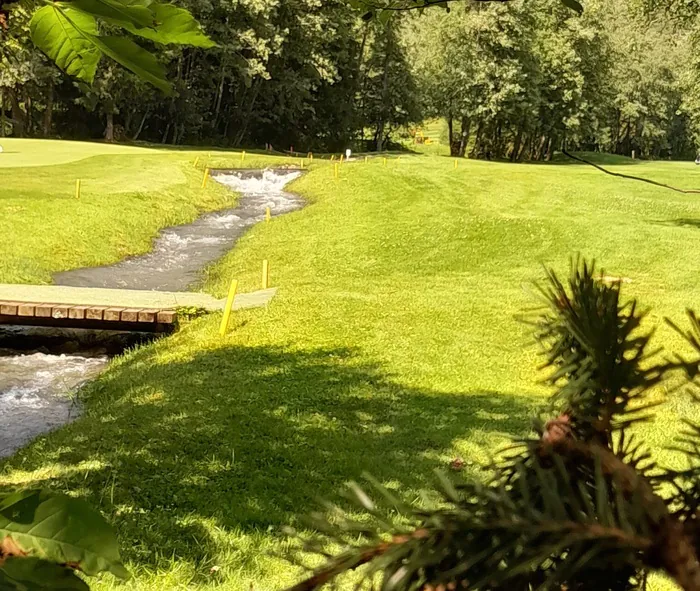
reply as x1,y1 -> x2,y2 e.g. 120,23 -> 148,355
284,258 -> 700,591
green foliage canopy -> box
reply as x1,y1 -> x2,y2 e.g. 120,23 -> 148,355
27,0 -> 214,94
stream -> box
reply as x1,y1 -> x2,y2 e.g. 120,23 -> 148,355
0,169 -> 303,457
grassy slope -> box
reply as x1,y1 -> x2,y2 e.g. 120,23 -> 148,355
0,138 -> 158,167
2,148 -> 700,589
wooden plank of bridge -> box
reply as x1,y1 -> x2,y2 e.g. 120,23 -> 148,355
0,302 -> 20,315
18,304 -> 35,317
85,306 -> 107,321
35,304 -> 53,318
120,309 -> 141,323
0,284 -> 277,312
69,306 -> 89,320
0,285 -> 278,330
104,308 -> 122,322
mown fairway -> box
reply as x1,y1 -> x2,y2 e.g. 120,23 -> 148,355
2,142 -> 700,589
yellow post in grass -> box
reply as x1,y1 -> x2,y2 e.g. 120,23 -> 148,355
300,159 -> 304,169
331,155 -> 335,161
193,156 -> 200,168
454,159 -> 458,169
334,163 -> 339,179
265,206 -> 271,222
365,156 -> 368,163
219,279 -> 239,336
75,179 -> 81,199
241,151 -> 246,161
201,168 -> 210,189
308,152 -> 313,160
383,157 -> 387,167
340,154 -> 344,164
262,260 -> 270,289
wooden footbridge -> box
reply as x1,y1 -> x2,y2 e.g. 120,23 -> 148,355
0,284 -> 276,332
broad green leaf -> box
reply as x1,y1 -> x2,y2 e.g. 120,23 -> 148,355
0,490 -> 129,580
29,7 -> 101,83
68,0 -> 156,29
560,0 -> 584,14
0,557 -> 88,590
92,35 -> 172,94
121,3 -> 216,47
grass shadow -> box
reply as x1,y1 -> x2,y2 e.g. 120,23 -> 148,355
1,344 -> 536,580
545,152 -> 644,166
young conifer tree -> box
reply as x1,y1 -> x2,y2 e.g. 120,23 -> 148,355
286,258 -> 700,591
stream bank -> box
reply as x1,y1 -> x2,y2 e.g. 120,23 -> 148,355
1,169 -> 304,457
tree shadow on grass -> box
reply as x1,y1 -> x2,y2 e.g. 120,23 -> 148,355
654,218 -> 700,229
2,344 -> 537,581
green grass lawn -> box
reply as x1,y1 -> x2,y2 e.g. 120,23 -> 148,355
2,144 -> 700,589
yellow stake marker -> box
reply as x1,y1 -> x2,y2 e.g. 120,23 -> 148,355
75,179 -> 81,199
340,154 -> 344,164
201,168 -> 210,189
308,152 -> 313,160
334,163 -> 339,179
331,155 -> 335,161
383,157 -> 387,167
265,206 -> 271,222
218,279 -> 239,336
454,159 -> 458,169
262,260 -> 270,290
241,151 -> 246,161
365,156 -> 368,163
300,159 -> 304,169
193,156 -> 200,168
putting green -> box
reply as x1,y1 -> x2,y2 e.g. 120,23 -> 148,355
0,138 -> 157,168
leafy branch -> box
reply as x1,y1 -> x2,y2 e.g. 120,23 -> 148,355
27,0 -> 215,94
0,489 -> 128,589
347,0 -> 583,21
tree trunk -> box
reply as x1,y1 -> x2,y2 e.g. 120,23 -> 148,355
375,24 -> 393,152
161,122 -> 171,144
104,111 -> 114,142
469,121 -> 483,159
232,81 -> 261,147
447,116 -> 455,155
24,89 -> 32,136
511,126 -> 524,162
458,117 -> 471,157
545,136 -> 554,161
8,88 -> 25,137
213,63 -> 226,130
517,135 -> 528,161
132,111 -> 149,141
357,22 -> 371,115
42,81 -> 54,137
0,88 -> 5,138
534,135 -> 547,161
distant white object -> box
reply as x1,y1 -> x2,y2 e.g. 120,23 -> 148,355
345,148 -> 351,160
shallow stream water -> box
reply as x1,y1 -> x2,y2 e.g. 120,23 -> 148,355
1,169 -> 303,457
55,169 -> 303,291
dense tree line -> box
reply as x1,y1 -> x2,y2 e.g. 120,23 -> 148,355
409,0 -> 700,160
1,0 -> 700,159
0,0 -> 417,152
